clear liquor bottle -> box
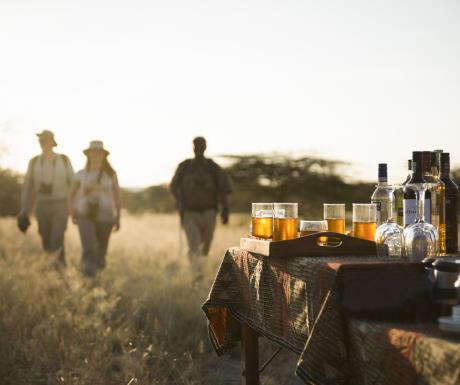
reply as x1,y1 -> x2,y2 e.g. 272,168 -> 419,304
395,160 -> 411,226
371,163 -> 392,225
440,153 -> 458,253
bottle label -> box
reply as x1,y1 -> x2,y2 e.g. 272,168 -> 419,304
425,198 -> 431,223
404,199 -> 417,225
374,201 -> 382,224
403,199 -> 431,225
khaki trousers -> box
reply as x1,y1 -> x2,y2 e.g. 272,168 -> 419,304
35,199 -> 69,263
182,209 -> 217,258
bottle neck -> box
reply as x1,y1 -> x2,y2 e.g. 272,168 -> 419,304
441,164 -> 450,178
409,160 -> 425,183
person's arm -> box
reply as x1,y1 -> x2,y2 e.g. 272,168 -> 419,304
214,163 -> 232,225
19,158 -> 36,217
220,193 -> 230,225
65,155 -> 75,185
68,180 -> 81,224
112,172 -> 122,231
169,162 -> 184,202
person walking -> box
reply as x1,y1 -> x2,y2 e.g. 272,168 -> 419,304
68,141 -> 121,276
170,136 -> 231,259
18,130 -> 74,265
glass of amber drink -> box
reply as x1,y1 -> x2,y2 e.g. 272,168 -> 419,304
251,203 -> 273,239
299,220 -> 328,236
323,204 -> 346,234
353,203 -> 377,241
273,203 -> 298,241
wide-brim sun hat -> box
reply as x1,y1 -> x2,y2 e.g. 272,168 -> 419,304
83,140 -> 110,155
36,129 -> 57,146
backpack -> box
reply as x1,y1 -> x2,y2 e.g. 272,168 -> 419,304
180,159 -> 220,211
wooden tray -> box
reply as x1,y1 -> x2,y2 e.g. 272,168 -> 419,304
240,232 -> 378,257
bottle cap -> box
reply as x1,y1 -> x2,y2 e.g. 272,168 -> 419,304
422,151 -> 432,173
441,152 -> 450,173
412,152 -> 423,174
378,163 -> 387,182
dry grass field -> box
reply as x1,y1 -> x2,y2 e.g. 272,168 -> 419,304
0,213 -> 302,385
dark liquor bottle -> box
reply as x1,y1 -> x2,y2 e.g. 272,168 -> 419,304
422,151 -> 433,223
404,152 -> 426,226
396,160 -> 411,226
440,153 -> 458,253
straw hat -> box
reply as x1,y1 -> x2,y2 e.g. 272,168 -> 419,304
36,130 -> 57,146
83,140 -> 110,155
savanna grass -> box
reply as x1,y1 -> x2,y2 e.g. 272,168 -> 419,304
0,213 -> 248,385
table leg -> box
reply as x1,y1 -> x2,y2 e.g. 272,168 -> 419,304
241,323 -> 259,385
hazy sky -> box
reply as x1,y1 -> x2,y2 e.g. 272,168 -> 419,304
1,0 -> 459,187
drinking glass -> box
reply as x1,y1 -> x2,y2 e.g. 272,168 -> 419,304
273,203 -> 298,241
323,203 -> 345,234
374,185 -> 404,257
353,204 -> 377,241
403,183 -> 439,261
251,203 -> 273,239
299,220 -> 328,236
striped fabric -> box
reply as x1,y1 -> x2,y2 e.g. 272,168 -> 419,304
202,247 -> 460,385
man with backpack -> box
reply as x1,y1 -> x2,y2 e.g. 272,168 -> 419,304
18,130 -> 74,265
170,137 -> 231,259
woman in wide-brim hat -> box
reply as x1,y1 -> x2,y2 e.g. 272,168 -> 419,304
68,140 -> 121,276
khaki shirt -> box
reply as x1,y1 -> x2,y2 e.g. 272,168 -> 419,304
21,153 -> 74,212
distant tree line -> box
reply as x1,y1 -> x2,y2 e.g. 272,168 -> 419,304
2,155 -> 460,217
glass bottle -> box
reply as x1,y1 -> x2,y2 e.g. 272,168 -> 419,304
430,151 -> 446,254
395,159 -> 411,226
403,152 -> 425,227
422,151 -> 433,224
440,153 -> 458,253
371,163 -> 392,225
403,183 -> 439,261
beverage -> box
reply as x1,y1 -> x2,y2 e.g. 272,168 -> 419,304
353,221 -> 377,241
326,218 -> 345,234
352,203 -> 377,241
251,217 -> 273,239
324,204 -> 346,234
273,203 -> 298,241
395,160 -> 411,226
430,151 -> 446,254
404,152 -> 426,226
371,163 -> 392,225
273,218 -> 299,240
251,203 -> 273,239
440,153 -> 458,253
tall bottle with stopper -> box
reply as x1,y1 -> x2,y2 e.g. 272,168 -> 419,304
395,160 -> 412,226
371,163 -> 392,225
440,153 -> 458,253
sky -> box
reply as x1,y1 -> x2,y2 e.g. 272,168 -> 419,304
1,0 -> 459,187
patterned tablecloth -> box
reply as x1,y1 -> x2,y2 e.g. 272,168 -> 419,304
202,247 -> 460,385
